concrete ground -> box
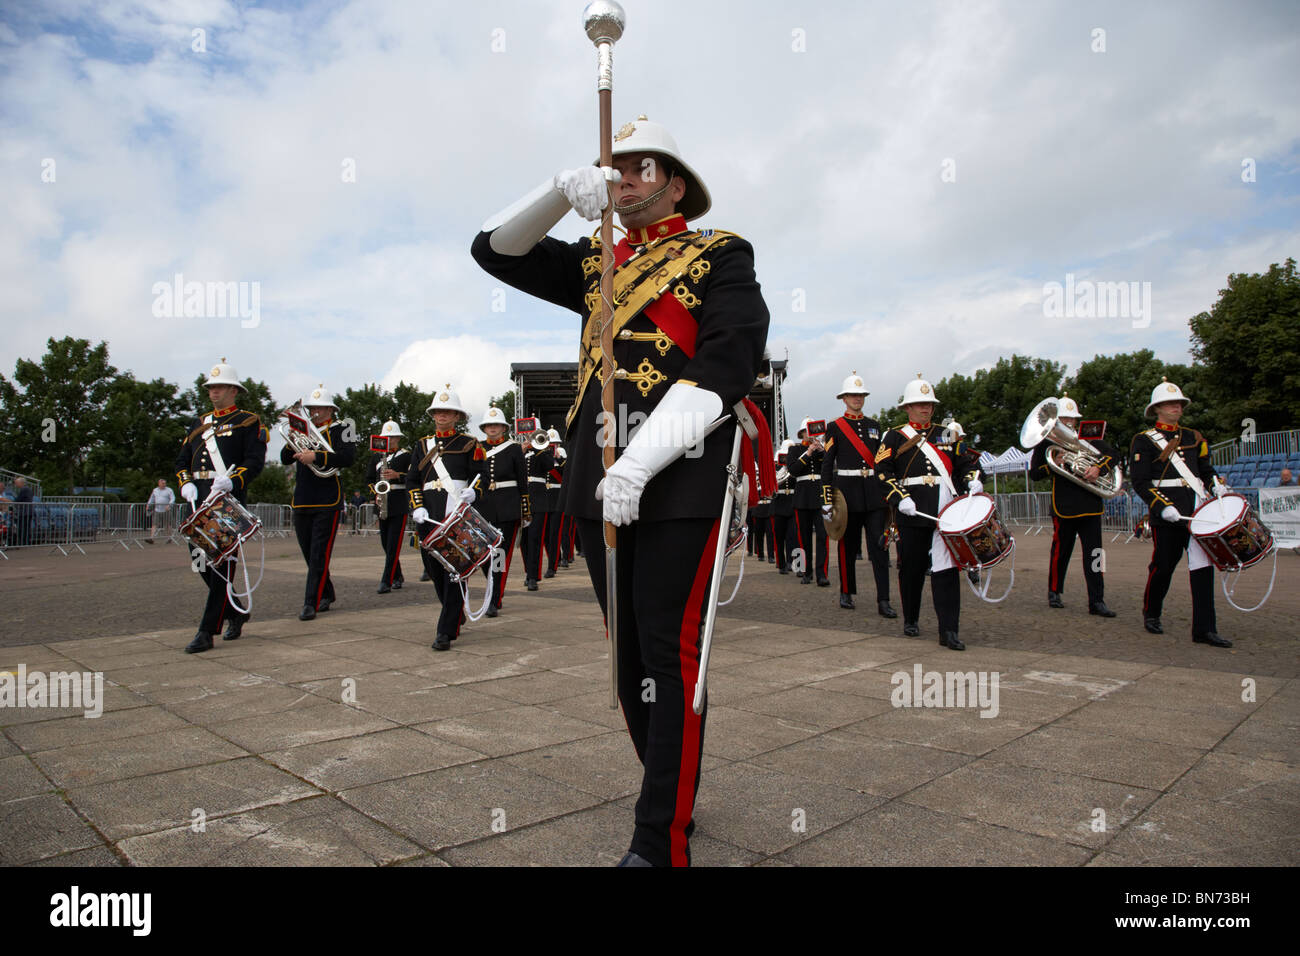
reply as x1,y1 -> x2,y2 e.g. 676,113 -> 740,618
1,527 -> 1296,866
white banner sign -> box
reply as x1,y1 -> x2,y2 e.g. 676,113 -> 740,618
1259,487 -> 1300,548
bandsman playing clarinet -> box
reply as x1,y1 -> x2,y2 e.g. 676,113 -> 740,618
368,420 -> 411,594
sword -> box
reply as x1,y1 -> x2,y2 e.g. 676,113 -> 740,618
693,424 -> 744,715
583,0 -> 626,710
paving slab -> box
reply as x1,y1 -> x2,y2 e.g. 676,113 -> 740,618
1102,793 -> 1299,865
208,702 -> 398,753
502,731 -> 643,801
263,727 -> 486,791
414,704 -> 608,758
0,793 -> 105,864
984,725 -> 1207,790
4,705 -> 190,753
750,730 -> 972,799
30,726 -> 249,789
1055,699 -> 1247,750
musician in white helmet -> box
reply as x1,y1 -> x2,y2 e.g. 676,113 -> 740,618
368,420 -> 411,594
787,417 -> 831,586
474,406 -> 528,617
876,375 -> 984,650
1128,380 -> 1230,647
175,359 -> 267,652
281,385 -> 356,621
472,115 -> 771,867
543,426 -> 566,579
1029,394 -> 1118,617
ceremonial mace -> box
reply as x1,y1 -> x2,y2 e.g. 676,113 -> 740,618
583,0 -> 626,710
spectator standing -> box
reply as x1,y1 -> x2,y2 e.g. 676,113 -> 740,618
147,478 -> 176,541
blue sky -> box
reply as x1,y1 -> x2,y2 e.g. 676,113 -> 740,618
2,0 -> 1297,440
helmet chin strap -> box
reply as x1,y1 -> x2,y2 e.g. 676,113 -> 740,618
614,179 -> 673,215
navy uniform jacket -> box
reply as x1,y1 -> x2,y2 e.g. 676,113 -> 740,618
472,213 -> 770,522
406,430 -> 485,521
1129,422 -> 1217,522
547,452 -> 565,513
786,442 -> 826,510
523,447 -> 554,519
280,420 -> 357,510
1031,435 -> 1118,519
876,424 -> 982,530
176,405 -> 267,505
367,448 -> 412,517
476,437 -> 528,525
820,414 -> 888,512
771,468 -> 796,518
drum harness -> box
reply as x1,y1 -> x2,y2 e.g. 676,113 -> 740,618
191,414 -> 264,615
420,447 -> 498,623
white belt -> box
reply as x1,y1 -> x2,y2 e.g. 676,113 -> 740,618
776,489 -> 793,495
528,477 -> 547,484
422,479 -> 447,491
486,480 -> 517,490
795,475 -> 819,482
903,475 -> 944,487
1151,478 -> 1195,488
192,470 -> 220,479
836,468 -> 875,477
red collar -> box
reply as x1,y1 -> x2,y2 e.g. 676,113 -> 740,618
434,429 -> 457,438
908,421 -> 931,430
212,405 -> 238,418
624,214 -> 689,246
485,437 -> 506,446
316,418 -> 334,428
1154,421 -> 1179,433
843,411 -> 864,420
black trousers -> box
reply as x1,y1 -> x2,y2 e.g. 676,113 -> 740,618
522,512 -> 548,581
898,524 -> 961,633
190,548 -> 239,633
544,509 -> 562,573
836,508 -> 892,600
1049,514 -> 1104,604
769,513 -> 792,569
792,509 -> 829,579
293,509 -> 340,610
1143,521 -> 1217,634
378,512 -> 408,587
481,520 -> 519,609
577,516 -> 716,868
421,540 -> 467,639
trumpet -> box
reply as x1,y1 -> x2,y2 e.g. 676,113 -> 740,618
1020,398 -> 1122,498
278,400 -> 340,478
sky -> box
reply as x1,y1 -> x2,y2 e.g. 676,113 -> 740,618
2,0 -> 1298,440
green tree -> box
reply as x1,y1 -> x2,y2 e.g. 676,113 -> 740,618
85,373 -> 188,500
247,462 -> 291,504
1189,257 -> 1300,437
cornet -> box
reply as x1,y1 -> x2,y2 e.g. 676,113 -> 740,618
278,400 -> 340,478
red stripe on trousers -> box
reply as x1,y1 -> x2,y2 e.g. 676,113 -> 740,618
499,523 -> 519,605
387,515 -> 407,585
1050,516 -> 1061,591
671,519 -> 720,868
1143,535 -> 1159,616
838,538 -> 848,592
315,510 -> 340,609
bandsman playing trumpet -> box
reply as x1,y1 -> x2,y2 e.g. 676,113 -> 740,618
876,375 -> 983,650
1026,394 -> 1118,617
1129,380 -> 1231,647
787,417 -> 831,586
281,385 -> 356,621
474,407 -> 528,617
368,420 -> 411,594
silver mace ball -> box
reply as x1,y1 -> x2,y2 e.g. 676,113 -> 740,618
583,0 -> 626,45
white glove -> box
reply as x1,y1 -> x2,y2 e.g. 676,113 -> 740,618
968,479 -> 984,495
596,383 -> 724,526
554,447 -> 567,461
181,482 -> 198,504
1213,478 -> 1227,498
898,497 -> 917,517
411,507 -> 430,525
1161,505 -> 1180,523
212,475 -> 233,495
445,486 -> 476,518
821,505 -> 833,519
554,166 -> 619,221
460,487 -> 477,505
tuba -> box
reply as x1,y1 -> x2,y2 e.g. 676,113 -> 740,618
1020,398 -> 1122,498
278,400 -> 340,478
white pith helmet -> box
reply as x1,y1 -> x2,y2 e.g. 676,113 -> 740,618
303,383 -> 338,410
797,417 -> 813,438
901,373 -> 938,406
942,419 -> 966,439
426,384 -> 468,419
837,371 -> 869,399
203,358 -> 245,392
379,420 -> 403,437
1057,394 -> 1081,420
477,407 -> 509,432
546,427 -> 562,443
600,115 -> 711,221
1145,378 -> 1190,418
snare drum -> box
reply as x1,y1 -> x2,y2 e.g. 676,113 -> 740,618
180,492 -> 261,564
937,494 -> 1014,570
420,502 -> 503,581
1189,494 -> 1273,572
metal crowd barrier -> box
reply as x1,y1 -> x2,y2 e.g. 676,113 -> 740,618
0,501 -> 101,556
993,492 -> 1052,534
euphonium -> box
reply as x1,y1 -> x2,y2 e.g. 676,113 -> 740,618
278,400 -> 340,478
1019,398 -> 1122,498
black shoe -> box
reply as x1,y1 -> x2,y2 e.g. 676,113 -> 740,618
878,600 -> 898,619
433,634 -> 451,651
318,598 -> 332,613
392,580 -> 402,590
300,604 -> 316,621
940,631 -> 965,651
544,569 -> 556,579
778,565 -> 789,575
903,622 -> 920,637
1089,601 -> 1116,618
222,616 -> 245,641
486,605 -> 498,618
767,556 -> 775,564
559,560 -> 570,569
184,631 -> 213,654
420,571 -> 431,582
839,594 -> 855,610
1143,617 -> 1163,634
526,578 -> 538,591
377,583 -> 391,594
616,851 -> 654,867
800,573 -> 812,585
1048,591 -> 1065,609
817,576 -> 830,587
1193,632 -> 1232,648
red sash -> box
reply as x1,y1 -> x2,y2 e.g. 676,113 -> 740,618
614,238 -> 698,356
834,417 -> 876,468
